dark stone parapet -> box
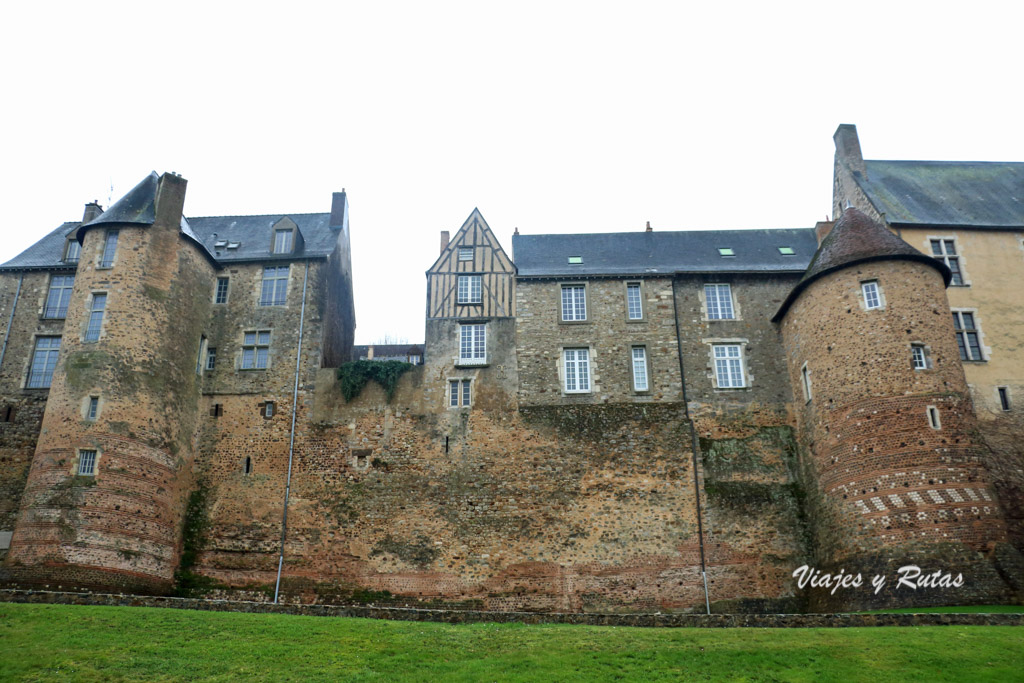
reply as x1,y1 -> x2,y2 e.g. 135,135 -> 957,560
1,589 -> 1020,628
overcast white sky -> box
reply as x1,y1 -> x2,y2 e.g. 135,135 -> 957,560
2,1 -> 1021,343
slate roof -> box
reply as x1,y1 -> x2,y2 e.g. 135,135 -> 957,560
513,229 -> 818,278
855,160 -> 1024,228
1,213 -> 339,271
772,207 -> 951,321
82,172 -> 158,229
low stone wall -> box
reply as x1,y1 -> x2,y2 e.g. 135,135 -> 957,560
1,589 -> 1020,628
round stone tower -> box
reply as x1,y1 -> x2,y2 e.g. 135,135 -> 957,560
6,173 -> 216,593
774,208 -> 1012,608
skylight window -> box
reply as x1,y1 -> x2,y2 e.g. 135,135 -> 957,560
778,247 -> 795,255
227,242 -> 240,249
214,240 -> 228,248
568,256 -> 583,264
718,248 -> 735,257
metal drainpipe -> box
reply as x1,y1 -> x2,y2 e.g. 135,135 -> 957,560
274,261 -> 310,604
0,274 -> 25,370
671,279 -> 711,615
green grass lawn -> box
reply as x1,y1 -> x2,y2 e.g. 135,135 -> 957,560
863,605 -> 1024,614
0,603 -> 1021,682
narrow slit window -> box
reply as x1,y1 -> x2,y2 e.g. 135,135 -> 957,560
84,293 -> 106,342
927,406 -> 941,429
998,387 -> 1011,411
801,364 -> 812,402
87,396 -> 99,420
244,456 -> 252,475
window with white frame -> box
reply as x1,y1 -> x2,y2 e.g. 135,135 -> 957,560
43,275 -> 74,319
260,266 -> 289,306
457,275 -> 482,304
206,347 -> 217,370
952,311 -> 983,361
930,239 -> 964,285
449,379 -> 472,407
563,348 -> 591,393
27,337 -> 61,388
458,247 -> 473,262
241,330 -> 271,369
459,324 -> 486,364
84,293 -> 106,342
561,285 -> 586,321
713,344 -> 745,388
800,363 -> 812,402
77,449 -> 97,476
99,230 -> 118,268
911,344 -> 928,370
705,284 -> 735,319
64,239 -> 81,263
631,347 -> 648,392
215,277 -> 229,304
273,229 -> 293,254
861,281 -> 881,309
626,283 -> 643,320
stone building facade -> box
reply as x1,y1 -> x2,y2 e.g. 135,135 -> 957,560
0,129 -> 1021,612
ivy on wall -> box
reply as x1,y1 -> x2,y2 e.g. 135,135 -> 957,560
337,360 -> 413,402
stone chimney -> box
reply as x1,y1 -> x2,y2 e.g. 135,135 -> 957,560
366,345 -> 374,360
330,190 -> 348,228
440,231 -> 450,255
82,201 -> 103,224
645,221 -> 652,232
833,124 -> 866,176
814,220 -> 835,245
155,172 -> 188,228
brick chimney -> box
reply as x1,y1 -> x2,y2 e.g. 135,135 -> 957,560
82,201 -> 103,224
440,231 -> 450,255
833,124 -> 866,176
330,190 -> 348,228
814,220 -> 835,245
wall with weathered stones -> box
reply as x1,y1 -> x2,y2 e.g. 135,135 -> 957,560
516,277 -> 683,405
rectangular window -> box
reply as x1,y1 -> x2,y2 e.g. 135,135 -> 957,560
457,275 -> 482,304
87,396 -> 99,420
64,239 -> 81,263
459,324 -> 486,364
449,379 -> 472,407
260,266 -> 289,306
210,403 -> 224,417
100,230 -> 118,268
196,335 -> 207,374
458,247 -> 473,261
930,239 -> 964,285
264,402 -> 275,418
927,406 -> 941,429
273,229 -> 293,254
801,363 -> 812,402
631,347 -> 648,391
862,281 -> 881,309
78,449 -> 97,476
911,344 -> 928,370
563,348 -> 591,393
84,293 -> 106,342
206,347 -> 217,370
713,345 -> 745,388
626,283 -> 643,320
998,387 -> 1011,411
27,337 -> 61,388
215,277 -> 229,304
705,284 -> 735,319
952,311 -> 983,361
561,285 -> 586,321
43,275 -> 74,319
242,330 -> 271,369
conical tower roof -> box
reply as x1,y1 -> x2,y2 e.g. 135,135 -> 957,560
772,207 -> 950,321
79,172 -> 159,237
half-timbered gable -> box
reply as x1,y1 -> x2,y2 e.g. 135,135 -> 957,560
426,209 -> 516,320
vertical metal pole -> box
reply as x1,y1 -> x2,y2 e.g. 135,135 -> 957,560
0,274 -> 24,370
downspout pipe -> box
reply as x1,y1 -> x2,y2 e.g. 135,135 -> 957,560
671,278 -> 711,615
274,261 -> 310,604
0,274 -> 25,370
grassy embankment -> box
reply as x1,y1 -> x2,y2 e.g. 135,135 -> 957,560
1,603 -> 1021,682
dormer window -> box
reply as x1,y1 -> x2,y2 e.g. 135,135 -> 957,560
273,229 -> 293,254
64,239 -> 81,263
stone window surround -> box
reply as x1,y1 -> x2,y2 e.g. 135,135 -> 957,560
81,394 -> 102,421
560,345 -> 593,394
83,291 -> 108,343
240,329 -> 272,370
98,229 -> 119,269
857,278 -> 885,312
951,307 -> 990,362
926,405 -> 941,430
909,341 -> 933,370
259,265 -> 290,307
698,282 -> 742,321
559,282 -> 588,323
631,345 -> 649,393
25,335 -> 62,390
74,447 -> 101,476
624,281 -> 646,322
800,362 -> 812,403
925,234 -> 970,287
448,377 -> 472,408
702,337 -> 751,390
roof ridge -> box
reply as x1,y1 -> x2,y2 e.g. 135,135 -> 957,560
188,211 -> 330,220
867,159 -> 1024,166
515,227 -> 815,238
